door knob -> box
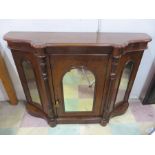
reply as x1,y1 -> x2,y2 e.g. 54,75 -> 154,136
55,100 -> 60,108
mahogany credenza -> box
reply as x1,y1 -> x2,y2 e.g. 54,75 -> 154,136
4,32 -> 151,127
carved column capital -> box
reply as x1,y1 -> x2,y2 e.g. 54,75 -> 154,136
110,48 -> 123,80
34,50 -> 48,81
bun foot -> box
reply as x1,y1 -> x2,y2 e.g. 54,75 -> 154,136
100,119 -> 108,126
48,119 -> 57,127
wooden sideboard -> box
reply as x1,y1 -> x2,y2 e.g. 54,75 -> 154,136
4,32 -> 151,127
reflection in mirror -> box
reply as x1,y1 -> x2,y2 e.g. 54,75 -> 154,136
22,60 -> 41,105
63,67 -> 95,112
115,61 -> 134,105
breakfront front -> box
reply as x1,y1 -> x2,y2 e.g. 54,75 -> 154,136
4,32 -> 151,127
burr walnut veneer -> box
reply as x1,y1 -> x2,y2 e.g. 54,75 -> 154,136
4,32 -> 151,127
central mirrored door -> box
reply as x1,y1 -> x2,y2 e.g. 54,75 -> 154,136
63,67 -> 95,112
50,54 -> 109,117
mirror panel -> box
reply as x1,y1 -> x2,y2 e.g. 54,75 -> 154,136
63,67 -> 95,112
115,61 -> 134,105
22,60 -> 41,105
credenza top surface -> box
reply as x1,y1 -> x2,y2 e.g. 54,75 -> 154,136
4,32 -> 151,48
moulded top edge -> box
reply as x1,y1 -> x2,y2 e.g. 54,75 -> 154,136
3,32 -> 152,49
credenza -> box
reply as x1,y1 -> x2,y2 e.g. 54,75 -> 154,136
4,32 -> 151,127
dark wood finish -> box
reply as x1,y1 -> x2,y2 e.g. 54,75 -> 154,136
4,32 -> 151,127
4,32 -> 150,48
50,54 -> 109,117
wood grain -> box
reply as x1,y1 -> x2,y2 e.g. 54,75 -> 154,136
4,32 -> 151,127
0,52 -> 17,105
4,32 -> 151,48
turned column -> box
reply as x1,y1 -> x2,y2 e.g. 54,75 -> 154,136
33,49 -> 57,126
101,47 -> 123,125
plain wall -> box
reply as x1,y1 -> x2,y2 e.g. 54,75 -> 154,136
100,20 -> 155,99
0,19 -> 155,101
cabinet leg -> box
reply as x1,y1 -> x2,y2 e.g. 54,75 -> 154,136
48,119 -> 57,127
100,118 -> 108,126
26,103 -> 57,127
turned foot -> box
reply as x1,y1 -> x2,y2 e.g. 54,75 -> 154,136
48,119 -> 57,127
100,119 -> 108,126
